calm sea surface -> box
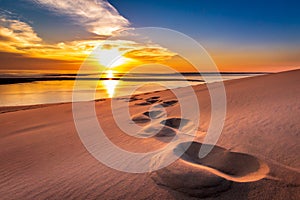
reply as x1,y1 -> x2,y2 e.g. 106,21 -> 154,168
0,70 -> 263,106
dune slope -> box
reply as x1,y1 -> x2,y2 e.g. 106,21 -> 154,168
0,70 -> 299,199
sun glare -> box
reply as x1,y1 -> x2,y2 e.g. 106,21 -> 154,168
103,80 -> 118,98
95,48 -> 131,68
106,69 -> 114,79
110,56 -> 131,68
102,69 -> 118,98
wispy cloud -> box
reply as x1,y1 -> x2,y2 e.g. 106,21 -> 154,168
124,47 -> 175,62
0,4 -> 177,70
32,0 -> 130,36
0,13 -> 99,61
0,17 -> 42,52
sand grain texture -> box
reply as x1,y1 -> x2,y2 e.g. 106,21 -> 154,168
0,70 -> 300,199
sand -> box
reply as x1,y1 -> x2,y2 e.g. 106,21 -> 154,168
0,69 -> 299,199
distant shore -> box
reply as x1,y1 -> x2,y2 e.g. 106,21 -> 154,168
0,72 -> 269,85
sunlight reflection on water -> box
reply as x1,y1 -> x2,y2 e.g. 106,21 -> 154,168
0,70 -> 260,106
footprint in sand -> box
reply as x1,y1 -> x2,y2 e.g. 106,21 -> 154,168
140,126 -> 176,138
146,96 -> 160,102
152,141 -> 269,197
135,96 -> 162,106
134,96 -> 178,108
143,110 -> 164,119
117,96 -> 142,102
157,100 -> 178,107
128,96 -> 142,102
174,141 -> 270,182
152,161 -> 232,198
134,101 -> 152,106
132,110 -> 165,124
131,114 -> 151,123
137,117 -> 192,141
160,118 -> 190,129
132,97 -> 191,140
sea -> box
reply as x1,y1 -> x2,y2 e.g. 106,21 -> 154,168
0,70 -> 265,107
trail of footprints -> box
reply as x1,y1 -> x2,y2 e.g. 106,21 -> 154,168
128,95 -> 192,139
121,95 -> 270,197
111,93 -> 266,186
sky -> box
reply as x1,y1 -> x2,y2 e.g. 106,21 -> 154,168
0,0 -> 299,72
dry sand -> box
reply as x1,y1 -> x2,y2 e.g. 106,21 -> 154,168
0,69 -> 299,199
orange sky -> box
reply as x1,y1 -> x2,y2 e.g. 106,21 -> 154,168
0,1 -> 299,72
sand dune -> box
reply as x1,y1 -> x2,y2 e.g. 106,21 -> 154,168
0,70 -> 300,199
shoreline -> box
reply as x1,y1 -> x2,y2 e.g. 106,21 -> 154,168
0,72 -> 269,113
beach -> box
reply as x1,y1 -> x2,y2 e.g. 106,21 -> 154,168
0,69 -> 299,199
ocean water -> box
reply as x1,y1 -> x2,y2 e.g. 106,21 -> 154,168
0,70 -> 263,106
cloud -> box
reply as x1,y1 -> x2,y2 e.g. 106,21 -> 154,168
0,14 -> 178,70
0,14 -> 99,61
0,17 -> 42,52
0,6 -> 177,70
124,47 -> 175,62
32,0 -> 130,36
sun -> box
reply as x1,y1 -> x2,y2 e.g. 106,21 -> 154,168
110,56 -> 132,68
106,69 -> 114,79
95,47 -> 132,68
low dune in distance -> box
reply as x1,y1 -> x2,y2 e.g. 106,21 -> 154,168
0,69 -> 299,199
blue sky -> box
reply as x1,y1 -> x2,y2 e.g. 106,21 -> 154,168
2,0 -> 300,45
0,0 -> 299,71
109,0 -> 300,46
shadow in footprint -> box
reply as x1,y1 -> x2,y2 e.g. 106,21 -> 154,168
115,96 -> 142,102
152,161 -> 232,198
161,118 -> 190,129
140,126 -> 176,138
132,110 -> 165,125
151,142 -> 269,198
146,96 -> 162,104
135,96 -> 180,107
131,114 -> 151,123
160,100 -> 178,107
174,141 -> 269,181
147,96 -> 160,100
143,110 -> 163,119
135,102 -> 151,106
128,96 -> 142,102
147,99 -> 160,104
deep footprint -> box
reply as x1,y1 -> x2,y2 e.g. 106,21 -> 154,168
143,110 -> 163,119
146,96 -> 161,104
160,118 -> 190,129
160,100 -> 178,107
152,161 -> 232,198
174,141 -> 269,181
135,102 -> 152,106
128,96 -> 142,102
152,142 -> 269,198
141,126 -> 176,137
131,114 -> 151,123
147,96 -> 160,100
